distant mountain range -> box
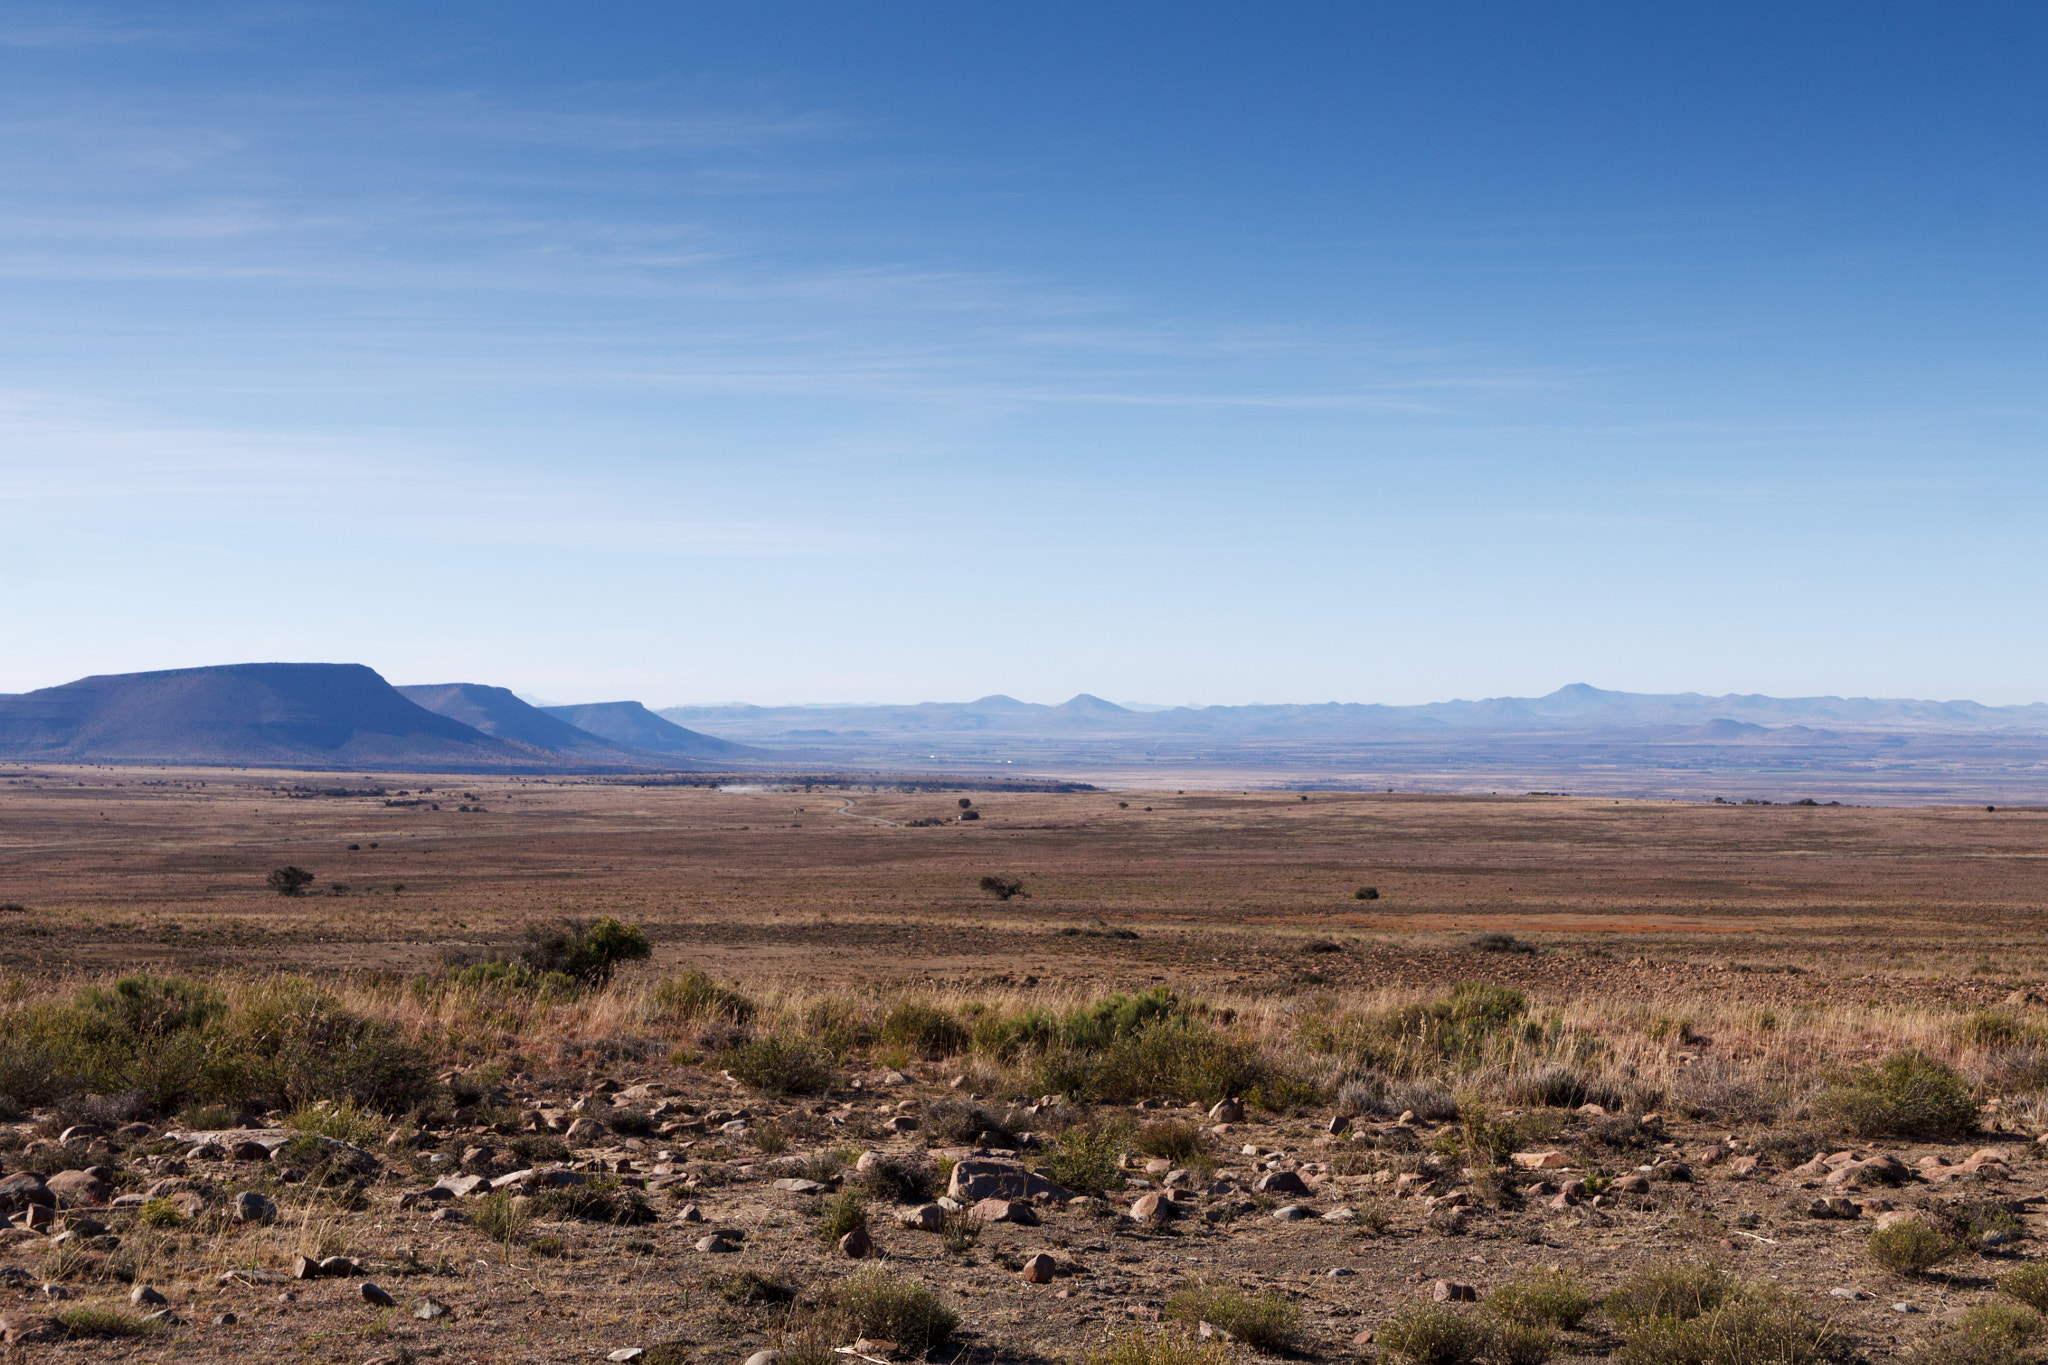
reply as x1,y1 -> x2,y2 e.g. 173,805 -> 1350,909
0,664 -> 748,771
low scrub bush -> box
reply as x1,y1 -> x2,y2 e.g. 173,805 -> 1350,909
471,1192 -> 528,1243
1083,1329 -> 1232,1365
714,1269 -> 797,1306
56,1307 -> 162,1340
1614,1294 -> 1850,1365
1813,1050 -> 1977,1140
878,1001 -> 969,1059
856,1154 -> 936,1203
820,1266 -> 959,1353
1605,1263 -> 1737,1328
1378,1305 -> 1553,1365
1487,1275 -> 1594,1330
1163,1281 -> 1301,1353
1912,1302 -> 2046,1365
1037,1118 -> 1130,1196
1470,932 -> 1536,954
818,1189 -> 868,1244
1301,983 -> 1530,1078
1510,1063 -> 1623,1111
720,1035 -> 834,1096
520,917 -> 651,985
1869,1218 -> 1963,1274
652,970 -> 755,1025
1134,1118 -> 1207,1164
530,1178 -> 655,1226
1998,1261 -> 2048,1312
925,1099 -> 1019,1145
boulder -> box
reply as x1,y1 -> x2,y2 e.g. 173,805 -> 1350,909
232,1192 -> 277,1224
1021,1252 -> 1058,1284
898,1204 -> 947,1232
947,1158 -> 1072,1203
839,1227 -> 875,1258
695,1234 -> 736,1253
360,1282 -> 398,1307
1432,1280 -> 1479,1303
0,1173 -> 52,1214
1129,1192 -> 1180,1222
0,1313 -> 67,1345
772,1178 -> 829,1195
1253,1170 -> 1311,1197
970,1198 -> 1037,1226
1511,1151 -> 1573,1171
1209,1099 -> 1245,1124
1271,1205 -> 1314,1221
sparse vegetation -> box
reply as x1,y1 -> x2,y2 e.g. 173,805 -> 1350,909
819,1266 -> 959,1353
979,874 -> 1027,900
267,865 -> 315,897
1814,1050 -> 1977,1139
1869,1218 -> 1963,1274
1164,1281 -> 1301,1353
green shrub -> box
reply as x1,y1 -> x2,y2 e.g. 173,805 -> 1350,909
1163,1281 -> 1301,1353
1869,1219 -> 1963,1274
474,1189 -> 530,1244
855,1154 -> 935,1203
714,1270 -> 797,1305
653,970 -> 756,1024
1083,1329 -> 1232,1365
530,1178 -> 655,1226
225,977 -> 438,1113
1300,982 -> 1531,1077
1488,1275 -> 1594,1330
1605,1262 -> 1737,1328
267,865 -> 314,897
1813,1050 -> 1977,1139
1037,1119 -> 1131,1196
818,1190 -> 868,1245
1962,1011 -> 2035,1051
1913,1303 -> 2047,1364
879,1001 -> 969,1058
1377,1305 -> 1491,1365
56,1307 -> 162,1339
519,917 -> 652,985
1614,1294 -> 1850,1365
820,1266 -> 959,1353
1134,1118 -> 1207,1164
720,1035 -> 834,1096
1999,1261 -> 2048,1312
138,1197 -> 185,1228
284,1099 -> 386,1147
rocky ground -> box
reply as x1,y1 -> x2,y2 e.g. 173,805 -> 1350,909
4,1063 -> 2048,1363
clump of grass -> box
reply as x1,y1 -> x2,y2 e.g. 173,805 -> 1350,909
713,1269 -> 796,1305
1869,1219 -> 1963,1275
528,1234 -> 567,1258
1084,1329 -> 1233,1365
1470,932 -> 1536,954
137,1197 -> 185,1229
818,1189 -> 868,1245
284,1099 -> 386,1147
652,969 -> 756,1024
939,1206 -> 980,1255
473,1189 -> 530,1245
856,1154 -> 935,1203
1488,1274 -> 1594,1330
1604,1262 -> 1737,1327
1813,1050 -> 1977,1139
719,1035 -> 834,1096
819,1266 -> 959,1353
1912,1302 -> 2046,1365
1604,1264 -> 1849,1365
1134,1118 -> 1206,1164
1163,1281 -> 1301,1353
878,1001 -> 969,1058
1037,1118 -> 1131,1196
1998,1261 -> 2048,1312
748,1120 -> 789,1154
56,1307 -> 163,1339
1377,1305 -> 1547,1365
530,1178 -> 655,1226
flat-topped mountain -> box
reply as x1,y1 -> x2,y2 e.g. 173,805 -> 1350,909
540,700 -> 764,761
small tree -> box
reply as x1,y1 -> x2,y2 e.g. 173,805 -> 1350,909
979,875 -> 1026,901
958,798 -> 973,809
267,866 -> 315,897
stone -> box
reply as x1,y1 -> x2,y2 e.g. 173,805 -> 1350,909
1130,1192 -> 1181,1222
1576,1103 -> 1608,1116
130,1284 -> 169,1306
1547,1189 -> 1578,1210
1831,1288 -> 1872,1301
321,1255 -> 361,1277
677,1203 -> 704,1223
1326,1115 -> 1351,1135
898,1204 -> 946,1231
214,1312 -> 238,1325
44,1169 -> 112,1207
58,1125 -> 102,1145
0,1313 -> 67,1345
887,1116 -> 920,1132
233,1191 -> 277,1224
1729,1155 -> 1761,1176
970,1197 -> 1038,1226
1272,1204 -> 1314,1221
695,1234 -> 736,1253
839,1226 -> 875,1258
21,1203 -> 56,1230
1021,1252 -> 1057,1284
565,1118 -> 605,1142
747,1353 -> 782,1365
1612,1174 -> 1651,1195
1432,1280 -> 1479,1303
1208,1098 -> 1245,1124
415,1298 -> 451,1321
1808,1197 -> 1859,1220
1322,1206 -> 1357,1222
608,1350 -> 646,1362
1326,1266 -> 1356,1277
141,1309 -> 187,1326
947,1157 -> 1073,1203
1511,1151 -> 1574,1170
1253,1170 -> 1311,1197
360,1282 -> 397,1307
772,1178 -> 829,1195
229,1140 -> 270,1161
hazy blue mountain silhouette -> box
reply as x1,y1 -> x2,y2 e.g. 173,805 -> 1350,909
540,701 -> 764,760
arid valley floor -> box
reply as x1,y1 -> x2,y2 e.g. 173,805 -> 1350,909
5,770 -> 2048,1364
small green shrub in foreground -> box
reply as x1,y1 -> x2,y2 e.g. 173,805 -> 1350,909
1038,1119 -> 1131,1196
57,1307 -> 163,1339
1615,1294 -> 1850,1365
1163,1281 -> 1301,1353
1488,1274 -> 1594,1330
1869,1219 -> 1963,1275
1999,1261 -> 2048,1313
719,1034 -> 834,1095
1813,1050 -> 1977,1139
1084,1329 -> 1233,1365
820,1266 -> 959,1353
1911,1302 -> 2046,1365
1378,1305 -> 1555,1365
818,1189 -> 868,1245
652,969 -> 756,1025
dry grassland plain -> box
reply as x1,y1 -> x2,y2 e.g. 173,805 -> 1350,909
5,768 -> 2048,1364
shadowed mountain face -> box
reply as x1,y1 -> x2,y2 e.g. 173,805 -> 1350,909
396,683 -> 650,761
0,663 -> 538,766
539,701 -> 764,760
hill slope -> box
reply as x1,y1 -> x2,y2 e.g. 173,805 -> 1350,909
0,663 -> 540,767
540,701 -> 765,760
396,683 -> 654,762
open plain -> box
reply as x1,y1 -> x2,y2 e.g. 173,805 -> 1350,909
6,769 -> 2048,1364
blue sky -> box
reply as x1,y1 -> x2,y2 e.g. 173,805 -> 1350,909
3,2 -> 2044,706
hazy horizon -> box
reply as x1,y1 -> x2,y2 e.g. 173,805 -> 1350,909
4,4 -> 2044,705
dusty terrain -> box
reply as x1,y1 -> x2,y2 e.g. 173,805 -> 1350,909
5,768 -> 2048,1364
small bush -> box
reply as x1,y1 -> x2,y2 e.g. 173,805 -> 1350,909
1999,1260 -> 2048,1312
529,1234 -> 567,1258
1869,1219 -> 1963,1274
1614,1294 -> 1850,1365
1814,1050 -> 1977,1139
1038,1119 -> 1131,1196
56,1307 -> 162,1339
820,1266 -> 959,1353
1355,886 -> 1380,900
531,1178 -> 655,1226
856,1154 -> 935,1203
284,1099 -> 386,1147
818,1189 -> 868,1245
1134,1118 -> 1206,1164
1488,1275 -> 1594,1330
1164,1281 -> 1301,1353
267,866 -> 315,897
879,1001 -> 969,1059
473,1189 -> 530,1244
1084,1328 -> 1232,1365
652,970 -> 755,1025
1470,932 -> 1535,954
979,875 -> 1027,901
1511,1064 -> 1622,1111
720,1035 -> 834,1096
138,1196 -> 186,1229
1378,1305 -> 1491,1365
519,916 -> 652,985
1605,1262 -> 1736,1328
714,1269 -> 796,1305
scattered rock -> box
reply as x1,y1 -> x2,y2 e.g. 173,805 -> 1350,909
1129,1192 -> 1181,1223
1271,1204 -> 1314,1221
1208,1098 -> 1245,1124
131,1285 -> 169,1306
898,1204 -> 946,1231
1253,1170 -> 1310,1197
44,1169 -> 112,1207
746,1352 -> 782,1365
0,1313 -> 67,1345
1432,1280 -> 1479,1303
359,1282 -> 397,1307
414,1297 -> 452,1321
213,1312 -> 238,1325
772,1178 -> 830,1195
839,1226 -> 875,1258
695,1234 -> 736,1253
1511,1151 -> 1573,1170
233,1191 -> 277,1224
677,1203 -> 705,1223
970,1198 -> 1038,1226
1021,1252 -> 1058,1283
607,1350 -> 646,1362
